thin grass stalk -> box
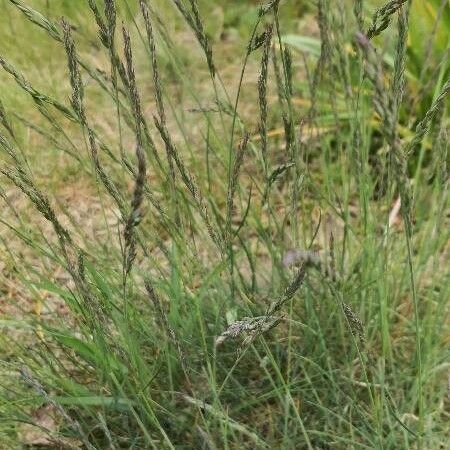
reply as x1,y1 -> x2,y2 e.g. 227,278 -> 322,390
351,2 -> 371,232
86,0 -> 128,90
330,6 -> 354,104
141,0 -> 228,142
87,129 -> 125,214
87,0 -> 108,45
354,33 -> 390,127
0,163 -> 72,254
14,113 -> 81,162
284,45 -> 293,98
144,281 -> 191,387
434,119 -> 448,188
387,4 -> 410,219
140,1 -> 164,124
0,98 -> 15,139
166,0 -> 229,132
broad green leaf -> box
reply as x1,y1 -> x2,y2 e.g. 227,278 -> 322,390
281,35 -> 321,57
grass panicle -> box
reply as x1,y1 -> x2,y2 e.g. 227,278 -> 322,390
271,45 -> 291,154
226,132 -> 249,244
366,0 -> 408,39
258,24 -> 273,177
216,265 -> 306,349
122,26 -> 147,279
171,0 -> 215,77
104,0 -> 117,47
405,79 -> 450,158
61,19 -> 86,124
353,0 -> 364,30
0,55 -> 77,122
140,0 -> 172,179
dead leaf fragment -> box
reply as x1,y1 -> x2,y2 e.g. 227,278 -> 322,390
18,404 -> 82,448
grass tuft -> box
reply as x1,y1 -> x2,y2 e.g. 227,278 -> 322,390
0,0 -> 448,448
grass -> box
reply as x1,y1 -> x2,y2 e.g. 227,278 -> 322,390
0,0 -> 448,449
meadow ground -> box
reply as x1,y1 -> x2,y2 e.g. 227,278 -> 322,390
0,0 -> 449,449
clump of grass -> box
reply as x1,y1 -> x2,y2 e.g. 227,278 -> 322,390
0,0 -> 448,449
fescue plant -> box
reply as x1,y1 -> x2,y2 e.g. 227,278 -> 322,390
0,0 -> 448,449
